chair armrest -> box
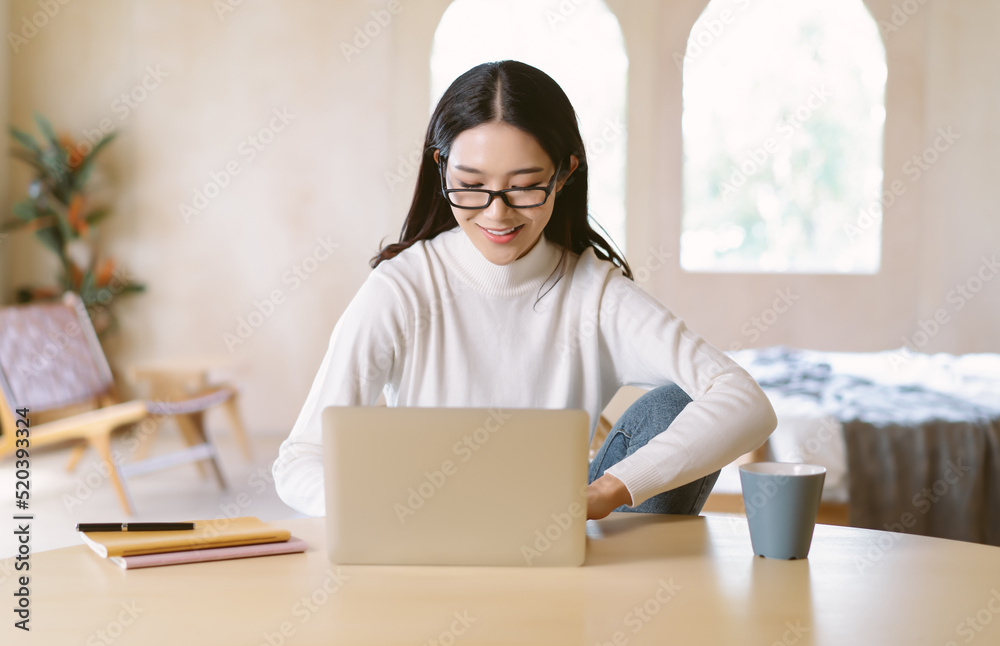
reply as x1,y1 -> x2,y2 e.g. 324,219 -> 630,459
145,386 -> 234,416
25,401 -> 148,450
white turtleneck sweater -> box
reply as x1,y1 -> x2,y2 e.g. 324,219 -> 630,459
273,227 -> 776,517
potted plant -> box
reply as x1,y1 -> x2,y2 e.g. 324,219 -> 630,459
4,111 -> 144,335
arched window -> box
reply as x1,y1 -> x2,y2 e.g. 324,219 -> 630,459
680,0 -> 886,273
430,0 -> 629,250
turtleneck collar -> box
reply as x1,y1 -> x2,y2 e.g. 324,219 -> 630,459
435,227 -> 564,297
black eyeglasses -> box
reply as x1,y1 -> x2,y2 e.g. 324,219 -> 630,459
438,157 -> 562,210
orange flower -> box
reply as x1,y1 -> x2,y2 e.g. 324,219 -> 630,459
96,258 -> 115,287
66,194 -> 89,236
59,134 -> 85,170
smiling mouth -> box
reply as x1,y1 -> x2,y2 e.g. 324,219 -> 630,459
477,223 -> 525,244
481,225 -> 523,236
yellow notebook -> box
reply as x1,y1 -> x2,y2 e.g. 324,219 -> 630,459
78,517 -> 291,558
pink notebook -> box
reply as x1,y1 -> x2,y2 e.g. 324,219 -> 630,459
109,536 -> 308,569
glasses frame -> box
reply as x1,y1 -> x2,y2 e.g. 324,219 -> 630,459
438,157 -> 562,210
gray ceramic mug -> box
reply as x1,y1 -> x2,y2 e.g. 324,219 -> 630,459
739,462 -> 826,559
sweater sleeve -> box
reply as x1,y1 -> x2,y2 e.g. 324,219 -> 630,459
597,273 -> 777,507
272,272 -> 404,517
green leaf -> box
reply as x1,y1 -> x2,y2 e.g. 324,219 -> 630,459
53,145 -> 71,181
28,112 -> 72,188
40,149 -> 72,187
73,131 -> 116,190
80,130 -> 116,164
34,225 -> 63,254
12,200 -> 39,222
73,161 -> 95,190
119,283 -> 146,294
49,183 -> 73,207
80,270 -> 96,299
87,285 -> 109,303
8,126 -> 42,156
84,208 -> 111,226
32,111 -> 60,151
52,211 -> 77,242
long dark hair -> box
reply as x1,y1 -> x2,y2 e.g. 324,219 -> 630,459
370,60 -> 632,285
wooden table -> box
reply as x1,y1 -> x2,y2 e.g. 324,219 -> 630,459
4,513 -> 999,645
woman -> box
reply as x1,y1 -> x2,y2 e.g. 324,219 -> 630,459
273,60 -> 776,519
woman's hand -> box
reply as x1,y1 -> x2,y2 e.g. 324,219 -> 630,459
586,473 -> 633,520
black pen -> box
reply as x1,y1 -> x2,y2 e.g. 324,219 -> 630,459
76,522 -> 196,532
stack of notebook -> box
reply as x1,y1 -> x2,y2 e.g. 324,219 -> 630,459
77,516 -> 307,569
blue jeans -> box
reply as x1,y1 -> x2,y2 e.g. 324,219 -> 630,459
588,384 -> 721,515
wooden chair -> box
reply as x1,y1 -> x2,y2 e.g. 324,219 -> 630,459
128,361 -> 251,461
0,292 -> 236,515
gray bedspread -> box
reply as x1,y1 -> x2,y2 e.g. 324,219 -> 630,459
739,346 -> 1000,546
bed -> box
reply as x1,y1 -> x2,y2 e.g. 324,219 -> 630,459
721,346 -> 1000,546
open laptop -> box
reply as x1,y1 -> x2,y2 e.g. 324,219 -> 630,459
322,406 -> 590,566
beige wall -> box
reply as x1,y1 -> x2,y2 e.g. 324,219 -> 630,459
919,0 -> 1000,351
3,0 -> 997,436
638,0 -> 999,354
